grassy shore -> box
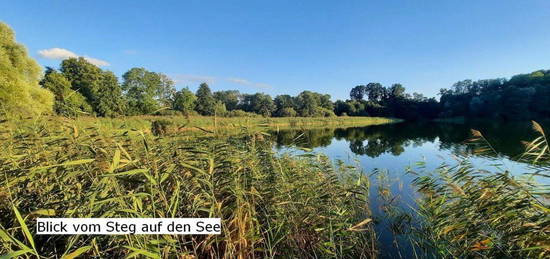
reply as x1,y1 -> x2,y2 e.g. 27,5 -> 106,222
82,115 -> 399,133
2,115 -> 400,137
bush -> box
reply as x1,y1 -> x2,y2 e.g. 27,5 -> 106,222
277,107 -> 297,117
227,110 -> 260,118
154,109 -> 182,116
151,119 -> 173,136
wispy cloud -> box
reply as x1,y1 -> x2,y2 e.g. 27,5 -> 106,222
226,77 -> 271,89
172,74 -> 271,89
38,48 -> 110,67
173,74 -> 217,84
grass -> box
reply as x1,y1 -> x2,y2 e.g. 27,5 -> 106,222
40,115 -> 400,136
1,116 -> 548,258
0,118 -> 377,258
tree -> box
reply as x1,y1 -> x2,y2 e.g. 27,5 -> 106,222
122,67 -> 163,115
278,107 -> 297,117
60,57 -> 126,117
172,87 -> 196,115
295,91 -> 320,116
40,68 -> 92,116
195,83 -> 215,115
350,85 -> 366,100
60,58 -> 103,107
0,22 -> 53,117
388,84 -> 405,99
274,94 -> 295,117
158,73 -> 176,108
213,90 -> 240,111
365,83 -> 385,103
251,93 -> 275,117
96,71 -> 127,117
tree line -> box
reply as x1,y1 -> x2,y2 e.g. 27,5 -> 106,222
2,22 -> 549,121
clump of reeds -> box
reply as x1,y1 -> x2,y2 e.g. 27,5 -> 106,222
0,118 -> 377,258
409,121 -> 550,258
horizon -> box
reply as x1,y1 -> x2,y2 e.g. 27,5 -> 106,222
3,0 -> 550,100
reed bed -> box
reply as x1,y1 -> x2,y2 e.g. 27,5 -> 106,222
407,121 -> 550,258
0,119 -> 376,258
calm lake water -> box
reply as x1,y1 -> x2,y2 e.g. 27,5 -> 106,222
270,120 -> 548,258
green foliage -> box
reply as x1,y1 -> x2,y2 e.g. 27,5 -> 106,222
277,107 -> 297,117
213,90 -> 240,111
0,119 -> 377,258
122,67 -> 172,115
0,22 -> 53,117
172,87 -> 196,114
40,68 -> 92,117
439,71 -> 550,120
226,109 -> 261,118
195,83 -> 215,115
150,119 -> 172,136
408,124 -> 550,258
213,100 -> 227,116
293,91 -> 333,117
240,93 -> 275,117
60,58 -> 126,117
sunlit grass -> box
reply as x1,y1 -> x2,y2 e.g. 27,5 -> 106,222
0,118 -> 377,258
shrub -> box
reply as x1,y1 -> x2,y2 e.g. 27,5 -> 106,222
227,110 -> 260,118
151,119 -> 173,136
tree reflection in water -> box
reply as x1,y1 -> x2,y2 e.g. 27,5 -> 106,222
270,120 -> 549,160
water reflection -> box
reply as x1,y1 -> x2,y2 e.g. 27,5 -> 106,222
271,120 -> 548,258
272,121 -> 546,160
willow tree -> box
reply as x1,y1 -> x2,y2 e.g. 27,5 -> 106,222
0,22 -> 53,117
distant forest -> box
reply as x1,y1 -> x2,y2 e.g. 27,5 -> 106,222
2,22 -> 549,121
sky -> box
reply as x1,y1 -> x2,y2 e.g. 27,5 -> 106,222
2,0 -> 550,100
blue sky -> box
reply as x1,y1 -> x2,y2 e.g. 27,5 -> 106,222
3,0 -> 550,100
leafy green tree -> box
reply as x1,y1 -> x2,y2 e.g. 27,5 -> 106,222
214,90 -> 240,111
60,58 -> 103,106
158,73 -> 176,108
319,94 -> 333,110
40,68 -> 92,116
122,67 -> 163,115
278,107 -> 297,117
388,84 -> 405,99
365,83 -> 385,103
195,83 -> 216,115
295,91 -> 320,117
274,94 -> 295,116
350,85 -> 366,100
60,57 -> 126,117
252,93 -> 275,117
172,87 -> 196,114
97,71 -> 127,117
0,22 -> 53,117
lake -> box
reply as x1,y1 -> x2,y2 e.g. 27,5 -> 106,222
270,120 -> 548,258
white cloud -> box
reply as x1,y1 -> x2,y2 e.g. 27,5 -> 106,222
38,48 -> 78,60
226,77 -> 271,89
82,56 -> 110,67
38,48 -> 110,67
